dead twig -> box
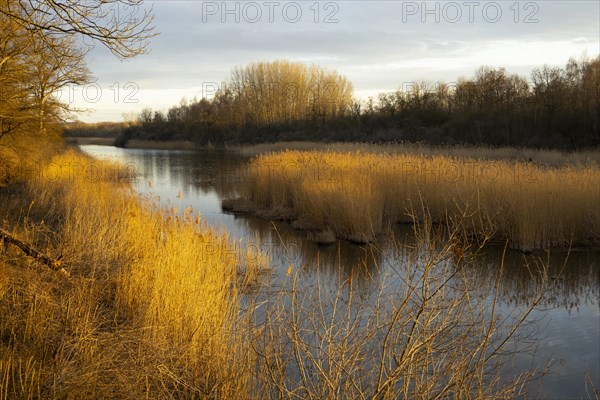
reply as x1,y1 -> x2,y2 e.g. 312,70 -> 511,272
0,227 -> 69,278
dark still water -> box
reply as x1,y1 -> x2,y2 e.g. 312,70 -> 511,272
81,145 -> 599,399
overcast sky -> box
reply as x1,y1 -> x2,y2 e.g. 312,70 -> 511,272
71,0 -> 600,122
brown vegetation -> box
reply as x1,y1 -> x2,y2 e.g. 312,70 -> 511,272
0,148 -> 258,398
63,121 -> 128,139
232,147 -> 600,250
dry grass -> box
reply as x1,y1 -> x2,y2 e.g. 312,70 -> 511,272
234,148 -> 600,250
0,147 -> 256,398
237,141 -> 600,167
0,133 -> 64,185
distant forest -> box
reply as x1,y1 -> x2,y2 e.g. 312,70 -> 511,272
66,56 -> 600,148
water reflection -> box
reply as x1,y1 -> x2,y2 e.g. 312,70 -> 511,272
470,246 -> 600,311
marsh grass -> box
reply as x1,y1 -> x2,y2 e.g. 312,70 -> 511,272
234,149 -> 600,250
0,133 -> 65,185
0,148 -> 256,398
238,141 -> 600,167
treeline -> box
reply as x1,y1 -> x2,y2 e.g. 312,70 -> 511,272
368,57 -> 600,147
117,61 -> 354,145
64,121 -> 127,138
118,56 -> 599,148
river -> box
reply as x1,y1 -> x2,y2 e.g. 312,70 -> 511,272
81,145 -> 599,398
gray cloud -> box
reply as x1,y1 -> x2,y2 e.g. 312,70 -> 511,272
78,0 -> 600,121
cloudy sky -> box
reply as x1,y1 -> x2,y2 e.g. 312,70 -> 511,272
71,0 -> 600,122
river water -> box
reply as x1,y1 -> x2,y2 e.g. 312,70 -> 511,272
81,145 -> 599,398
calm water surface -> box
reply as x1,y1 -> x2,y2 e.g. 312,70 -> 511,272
81,145 -> 599,399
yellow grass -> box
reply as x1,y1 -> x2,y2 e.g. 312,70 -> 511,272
238,141 -> 600,167
0,148 -> 255,398
237,149 -> 600,250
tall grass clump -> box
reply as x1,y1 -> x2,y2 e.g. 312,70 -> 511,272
0,148 -> 256,398
235,149 -> 600,250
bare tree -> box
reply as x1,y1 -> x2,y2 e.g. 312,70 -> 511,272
224,61 -> 353,127
0,0 -> 156,60
26,33 -> 91,135
0,20 -> 38,138
0,0 -> 155,141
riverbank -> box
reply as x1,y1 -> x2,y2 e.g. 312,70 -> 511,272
65,136 -> 200,150
0,145 -> 260,398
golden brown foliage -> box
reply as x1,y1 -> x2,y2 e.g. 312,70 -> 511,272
220,60 -> 354,126
0,149 -> 254,398
0,143 -> 550,398
238,148 -> 600,250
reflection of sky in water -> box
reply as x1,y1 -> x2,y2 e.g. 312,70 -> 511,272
80,145 -> 599,398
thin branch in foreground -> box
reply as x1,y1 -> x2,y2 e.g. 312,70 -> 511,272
0,226 -> 69,277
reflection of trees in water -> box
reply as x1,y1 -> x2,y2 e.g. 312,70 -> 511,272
232,215 -> 382,295
460,247 -> 599,310
129,149 -> 248,199
234,214 -> 599,310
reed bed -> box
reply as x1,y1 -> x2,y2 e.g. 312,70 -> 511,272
235,149 -> 600,250
0,148 -> 255,398
238,141 -> 600,167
